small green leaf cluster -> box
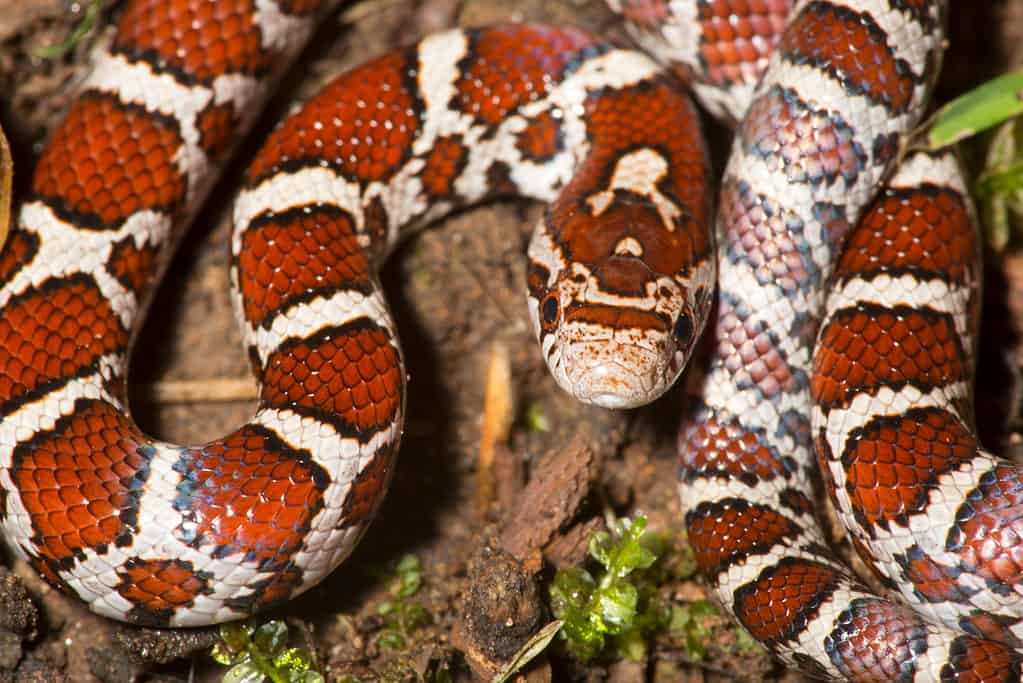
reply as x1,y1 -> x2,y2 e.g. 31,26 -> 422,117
524,404 -> 551,432
668,600 -> 718,661
668,598 -> 764,662
549,516 -> 670,663
211,620 -> 322,683
375,554 -> 431,650
35,0 -> 103,59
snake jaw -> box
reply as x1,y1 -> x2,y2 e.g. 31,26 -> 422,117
551,328 -> 680,409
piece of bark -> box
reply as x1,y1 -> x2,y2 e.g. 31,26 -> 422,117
543,516 -> 606,571
498,434 -> 600,561
492,441 -> 525,516
462,546 -> 544,660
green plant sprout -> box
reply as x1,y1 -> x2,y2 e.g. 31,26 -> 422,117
34,0 -> 103,59
211,620 -> 323,683
524,404 -> 551,433
374,553 -> 431,650
549,516 -> 671,663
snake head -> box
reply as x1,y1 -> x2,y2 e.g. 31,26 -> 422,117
527,239 -> 714,409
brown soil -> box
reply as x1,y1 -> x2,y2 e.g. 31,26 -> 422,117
0,1 -> 1019,682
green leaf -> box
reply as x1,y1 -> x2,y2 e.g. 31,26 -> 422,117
252,620 -> 288,659
588,531 -> 614,568
402,603 -> 431,631
549,516 -> 672,664
397,571 -> 422,599
598,582 -> 638,630
978,115 -> 1023,250
614,538 -> 657,577
223,660 -> 266,683
550,568 -> 595,612
733,627 -> 764,654
376,600 -> 396,616
210,642 -> 236,666
284,671 -> 324,683
559,616 -> 605,662
377,631 -> 406,650
524,404 -> 551,432
389,554 -> 423,600
219,623 -> 252,654
928,70 -> 1023,149
274,647 -> 312,673
395,554 -> 421,575
32,0 -> 102,59
615,629 -> 648,662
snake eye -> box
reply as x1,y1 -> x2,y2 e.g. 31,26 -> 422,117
673,313 -> 694,345
541,294 -> 560,330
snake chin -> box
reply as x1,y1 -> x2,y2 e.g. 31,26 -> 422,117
555,340 -> 674,409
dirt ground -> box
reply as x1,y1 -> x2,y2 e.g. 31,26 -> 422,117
0,1 -> 1020,682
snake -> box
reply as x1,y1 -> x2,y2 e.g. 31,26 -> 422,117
0,0 -> 1021,680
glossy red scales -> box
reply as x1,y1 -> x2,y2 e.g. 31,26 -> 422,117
114,559 -> 214,623
814,306 -> 968,408
731,558 -> 842,644
838,409 -> 977,527
421,135 -> 470,197
681,416 -> 794,484
611,0 -> 795,121
33,93 -> 185,227
113,0 -> 276,80
0,277 -> 127,409
695,0 -> 791,89
824,600 -> 931,681
237,208 -> 371,327
0,0 -> 348,626
778,2 -> 917,112
685,499 -> 802,575
247,50 -> 420,184
12,401 -> 144,569
454,25 -> 600,125
260,322 -> 403,436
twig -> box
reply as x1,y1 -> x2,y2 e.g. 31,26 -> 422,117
134,377 -> 257,404
476,341 -> 514,514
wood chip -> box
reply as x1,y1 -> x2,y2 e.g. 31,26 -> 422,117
498,434 -> 600,562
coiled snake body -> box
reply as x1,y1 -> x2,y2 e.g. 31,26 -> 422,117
0,0 -> 1021,679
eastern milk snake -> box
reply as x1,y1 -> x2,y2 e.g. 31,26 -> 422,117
0,0 -> 1020,680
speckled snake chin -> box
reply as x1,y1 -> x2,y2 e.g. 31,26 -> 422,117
0,0 -> 1021,679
